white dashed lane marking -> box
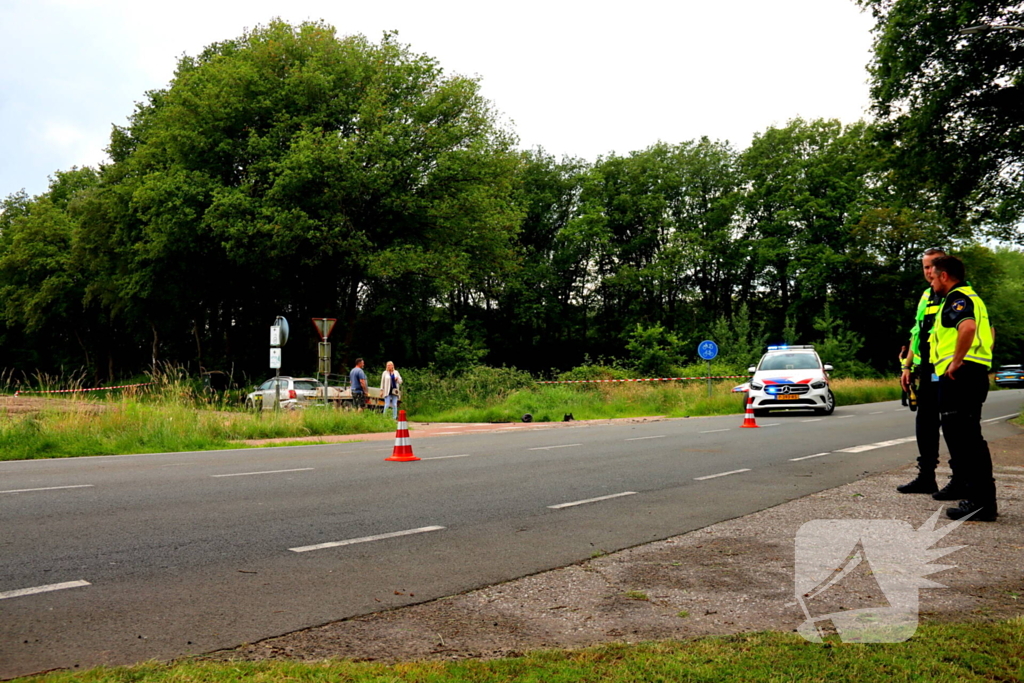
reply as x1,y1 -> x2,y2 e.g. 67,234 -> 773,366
0,485 -> 94,495
528,444 -> 582,451
212,468 -> 314,478
789,452 -> 831,462
0,580 -> 91,600
548,492 -> 638,509
694,468 -> 751,481
289,526 -> 445,553
625,435 -> 666,441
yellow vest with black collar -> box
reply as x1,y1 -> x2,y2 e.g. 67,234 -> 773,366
929,284 -> 993,374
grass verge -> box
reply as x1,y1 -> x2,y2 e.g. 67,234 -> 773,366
14,619 -> 1024,682
0,402 -> 395,461
412,378 -> 905,423
0,377 -> 910,460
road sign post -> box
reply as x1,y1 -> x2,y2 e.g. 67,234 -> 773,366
270,316 -> 289,411
698,340 -> 719,398
312,318 -> 337,406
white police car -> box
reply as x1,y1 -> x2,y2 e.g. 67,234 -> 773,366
736,345 -> 835,417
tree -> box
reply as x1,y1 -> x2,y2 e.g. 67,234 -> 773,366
856,0 -> 1024,237
75,20 -> 523,375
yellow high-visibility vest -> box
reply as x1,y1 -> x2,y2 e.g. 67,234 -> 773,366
929,284 -> 993,373
909,288 -> 941,367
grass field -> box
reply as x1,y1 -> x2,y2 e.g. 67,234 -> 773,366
0,373 -> 915,461
14,620 -> 1024,682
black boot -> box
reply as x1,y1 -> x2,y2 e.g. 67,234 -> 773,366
932,479 -> 969,501
897,472 -> 938,494
946,499 -> 998,522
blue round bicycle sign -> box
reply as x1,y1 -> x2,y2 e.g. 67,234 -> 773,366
698,340 -> 718,361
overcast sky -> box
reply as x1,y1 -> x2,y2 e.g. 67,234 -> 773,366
1,0 -> 877,200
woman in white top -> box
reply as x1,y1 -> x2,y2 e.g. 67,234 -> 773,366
380,361 -> 403,419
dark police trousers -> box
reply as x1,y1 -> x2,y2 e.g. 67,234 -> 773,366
913,368 -> 946,474
937,362 -> 996,504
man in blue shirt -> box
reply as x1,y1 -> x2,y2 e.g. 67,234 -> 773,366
349,358 -> 368,410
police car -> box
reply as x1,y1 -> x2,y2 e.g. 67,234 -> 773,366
737,345 -> 835,417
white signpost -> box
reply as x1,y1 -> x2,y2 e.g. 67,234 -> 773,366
270,316 -> 289,410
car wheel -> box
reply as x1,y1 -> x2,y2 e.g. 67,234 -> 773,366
815,390 -> 836,416
245,398 -> 257,411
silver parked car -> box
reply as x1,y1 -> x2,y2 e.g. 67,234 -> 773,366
245,376 -> 324,410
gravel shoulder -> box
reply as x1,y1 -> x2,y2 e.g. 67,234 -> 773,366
207,426 -> 1024,664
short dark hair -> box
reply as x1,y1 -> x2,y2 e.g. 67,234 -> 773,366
354,357 -> 364,366
923,247 -> 947,257
931,254 -> 965,283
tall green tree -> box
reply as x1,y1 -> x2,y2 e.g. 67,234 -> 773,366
78,20 -> 523,375
856,0 -> 1024,236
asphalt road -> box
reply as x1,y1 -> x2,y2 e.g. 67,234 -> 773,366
2,391 -> 1022,678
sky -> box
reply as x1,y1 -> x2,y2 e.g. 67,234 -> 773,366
0,0 -> 878,200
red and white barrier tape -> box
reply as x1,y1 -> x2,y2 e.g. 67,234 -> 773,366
13,382 -> 154,398
536,375 -> 749,384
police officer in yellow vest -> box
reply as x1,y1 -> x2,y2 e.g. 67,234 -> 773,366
898,248 -> 963,497
929,255 -> 997,521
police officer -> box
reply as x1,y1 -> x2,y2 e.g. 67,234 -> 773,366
929,255 -> 997,521
897,248 -> 964,498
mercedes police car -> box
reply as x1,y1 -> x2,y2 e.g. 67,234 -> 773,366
738,345 -> 835,417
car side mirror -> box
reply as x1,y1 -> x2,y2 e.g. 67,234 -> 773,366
824,364 -> 833,372
748,366 -> 757,373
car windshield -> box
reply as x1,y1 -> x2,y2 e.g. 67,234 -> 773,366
998,365 -> 1021,371
759,352 -> 820,371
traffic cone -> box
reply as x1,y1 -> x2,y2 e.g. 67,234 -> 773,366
740,395 -> 759,428
385,410 -> 420,461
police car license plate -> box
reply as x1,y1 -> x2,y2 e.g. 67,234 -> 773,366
777,395 -> 800,400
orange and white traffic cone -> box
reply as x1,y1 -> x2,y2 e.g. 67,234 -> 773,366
740,395 -> 759,428
385,410 -> 420,461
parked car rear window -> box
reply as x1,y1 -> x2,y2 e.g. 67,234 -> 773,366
293,381 -> 323,391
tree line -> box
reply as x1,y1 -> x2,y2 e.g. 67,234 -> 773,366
1,17 -> 1022,385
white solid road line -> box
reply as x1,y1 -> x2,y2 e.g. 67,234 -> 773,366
835,436 -> 916,454
421,454 -> 472,460
790,452 -> 832,462
624,435 -> 666,441
0,485 -> 94,495
211,468 -> 314,478
0,580 -> 91,601
289,526 -> 446,553
548,491 -> 638,509
984,413 -> 1019,423
694,468 -> 751,481
528,443 -> 582,451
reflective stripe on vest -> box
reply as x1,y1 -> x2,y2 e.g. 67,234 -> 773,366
910,288 -> 941,365
929,285 -> 994,373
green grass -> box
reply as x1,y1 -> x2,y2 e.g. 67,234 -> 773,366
410,377 -> 905,423
13,620 -> 1024,682
0,373 -> 918,461
0,401 -> 395,461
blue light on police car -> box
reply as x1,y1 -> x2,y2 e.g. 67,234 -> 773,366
767,345 -> 788,351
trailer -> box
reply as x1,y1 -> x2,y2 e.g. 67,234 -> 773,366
315,384 -> 393,411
